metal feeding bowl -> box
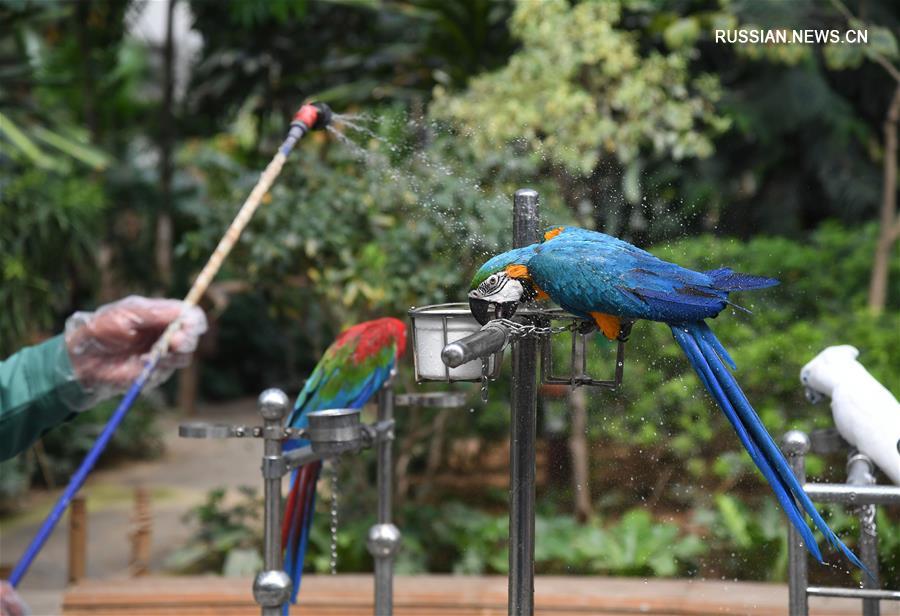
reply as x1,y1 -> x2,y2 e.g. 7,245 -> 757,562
408,303 -> 502,382
306,408 -> 362,455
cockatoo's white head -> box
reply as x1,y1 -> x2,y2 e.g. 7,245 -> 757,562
800,345 -> 860,402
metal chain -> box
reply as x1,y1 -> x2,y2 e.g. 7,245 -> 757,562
480,358 -> 490,403
328,460 -> 339,575
857,503 -> 878,538
493,318 -> 576,339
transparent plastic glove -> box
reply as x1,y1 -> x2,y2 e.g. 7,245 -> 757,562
0,581 -> 29,616
63,296 -> 208,410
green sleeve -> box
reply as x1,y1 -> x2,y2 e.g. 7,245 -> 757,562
0,335 -> 88,461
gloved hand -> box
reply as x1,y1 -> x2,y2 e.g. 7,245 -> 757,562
0,581 -> 29,616
63,296 -> 207,409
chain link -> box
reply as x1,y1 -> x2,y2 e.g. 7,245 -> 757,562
328,460 -> 339,575
476,318 -> 583,402
856,503 -> 878,538
493,318 -> 577,339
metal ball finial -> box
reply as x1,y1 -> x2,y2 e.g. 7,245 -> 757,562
782,429 -> 810,456
442,342 -> 466,369
367,523 -> 402,558
252,569 -> 292,607
258,388 -> 290,421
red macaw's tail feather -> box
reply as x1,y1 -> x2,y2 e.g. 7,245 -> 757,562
282,461 -> 322,608
282,469 -> 303,550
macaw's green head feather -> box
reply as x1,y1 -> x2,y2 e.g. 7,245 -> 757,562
469,246 -> 539,289
468,245 -> 541,325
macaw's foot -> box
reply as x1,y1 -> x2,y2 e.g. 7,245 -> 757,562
590,312 -> 621,341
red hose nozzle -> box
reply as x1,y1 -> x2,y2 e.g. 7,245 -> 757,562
292,102 -> 332,131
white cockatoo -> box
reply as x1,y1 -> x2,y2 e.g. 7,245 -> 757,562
800,345 -> 900,485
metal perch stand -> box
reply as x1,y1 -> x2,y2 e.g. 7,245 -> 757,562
428,188 -> 628,616
179,387 -> 466,616
783,428 -> 900,616
180,386 -> 393,616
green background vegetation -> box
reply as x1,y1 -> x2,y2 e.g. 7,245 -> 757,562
1,0 -> 898,587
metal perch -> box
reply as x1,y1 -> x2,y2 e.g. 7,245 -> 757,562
784,429 -> 900,615
180,386 -> 394,616
421,188 -> 628,616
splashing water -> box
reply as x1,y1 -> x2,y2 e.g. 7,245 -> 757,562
326,125 -> 378,162
323,112 -> 514,256
332,113 -> 383,142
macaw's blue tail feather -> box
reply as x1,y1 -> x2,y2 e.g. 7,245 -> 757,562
705,267 -> 780,291
283,461 -> 322,612
670,322 -> 870,577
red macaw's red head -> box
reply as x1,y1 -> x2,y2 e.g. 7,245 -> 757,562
334,317 -> 408,364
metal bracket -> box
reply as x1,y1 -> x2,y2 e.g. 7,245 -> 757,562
178,423 -> 305,440
261,455 -> 286,479
395,391 -> 467,408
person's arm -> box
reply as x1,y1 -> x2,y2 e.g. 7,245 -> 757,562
0,335 -> 85,461
0,296 -> 206,461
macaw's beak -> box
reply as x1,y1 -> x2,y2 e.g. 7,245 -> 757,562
804,387 -> 824,404
469,297 -> 519,325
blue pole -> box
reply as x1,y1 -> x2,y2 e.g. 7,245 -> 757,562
9,357 -> 157,587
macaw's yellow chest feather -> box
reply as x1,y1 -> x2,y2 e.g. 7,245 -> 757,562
504,264 -> 549,301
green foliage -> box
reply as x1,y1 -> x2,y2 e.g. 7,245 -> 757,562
588,224 -> 900,457
703,495 -> 788,581
0,169 -> 106,353
431,0 -> 729,175
0,396 -> 163,509
171,493 -> 705,578
166,486 -> 263,574
188,0 -> 515,123
175,109 -> 549,329
537,509 -> 706,576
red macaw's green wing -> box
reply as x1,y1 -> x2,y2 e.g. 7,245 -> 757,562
286,317 -> 407,434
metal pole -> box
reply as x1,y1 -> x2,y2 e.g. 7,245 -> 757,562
847,453 -> 880,616
784,430 -> 810,616
802,483 -> 900,505
368,387 -> 401,616
509,188 -> 540,616
253,389 -> 292,616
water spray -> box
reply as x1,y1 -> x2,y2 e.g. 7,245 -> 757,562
9,102 -> 333,587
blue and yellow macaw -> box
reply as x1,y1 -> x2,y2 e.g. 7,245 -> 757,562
282,317 -> 407,606
468,225 -> 866,573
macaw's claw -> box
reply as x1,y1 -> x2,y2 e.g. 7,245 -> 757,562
617,320 -> 635,342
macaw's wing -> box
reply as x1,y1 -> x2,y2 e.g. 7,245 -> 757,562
529,238 -> 729,323
288,338 -> 396,430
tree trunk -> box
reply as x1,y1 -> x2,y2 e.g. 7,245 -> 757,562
868,83 -> 900,314
568,350 -> 593,522
76,1 -> 97,139
155,0 -> 176,290
176,359 -> 199,415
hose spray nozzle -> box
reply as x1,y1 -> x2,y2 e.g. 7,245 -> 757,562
292,102 -> 333,131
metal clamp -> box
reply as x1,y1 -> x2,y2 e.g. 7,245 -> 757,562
395,391 -> 467,408
178,422 -> 305,440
